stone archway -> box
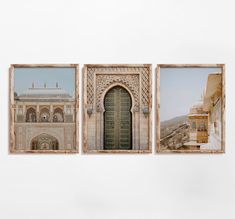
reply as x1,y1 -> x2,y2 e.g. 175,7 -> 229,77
31,133 -> 59,150
104,86 -> 132,150
53,107 -> 64,122
39,108 -> 50,122
26,107 -> 36,122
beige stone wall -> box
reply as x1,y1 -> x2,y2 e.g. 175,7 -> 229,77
87,114 -> 96,150
15,123 -> 76,150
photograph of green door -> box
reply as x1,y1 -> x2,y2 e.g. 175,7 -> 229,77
84,64 -> 152,153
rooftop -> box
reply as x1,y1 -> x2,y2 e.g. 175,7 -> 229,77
15,83 -> 73,100
189,100 -> 206,114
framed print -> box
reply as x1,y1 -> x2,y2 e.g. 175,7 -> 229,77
83,64 -> 152,153
9,64 -> 79,153
157,64 -> 225,153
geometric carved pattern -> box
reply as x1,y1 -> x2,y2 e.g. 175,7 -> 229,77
86,66 -> 150,112
96,74 -> 139,111
87,68 -> 95,105
31,133 -> 59,150
141,67 -> 150,107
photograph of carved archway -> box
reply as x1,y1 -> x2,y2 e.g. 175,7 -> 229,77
157,64 -> 225,153
83,64 -> 152,153
9,64 -> 79,153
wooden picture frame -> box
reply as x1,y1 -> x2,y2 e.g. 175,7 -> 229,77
9,64 -> 79,153
83,64 -> 152,153
156,64 -> 225,153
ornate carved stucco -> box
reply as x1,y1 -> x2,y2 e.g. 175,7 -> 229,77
86,66 -> 150,112
15,123 -> 75,150
25,127 -> 64,147
96,74 -> 139,111
141,67 -> 150,107
87,68 -> 95,105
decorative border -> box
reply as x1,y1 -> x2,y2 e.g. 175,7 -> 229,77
95,74 -> 140,112
156,64 -> 225,153
83,64 -> 152,154
9,64 -> 79,154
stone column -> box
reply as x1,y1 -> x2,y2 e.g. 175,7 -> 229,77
64,105 -> 66,122
36,104 -> 40,122
50,104 -> 53,122
15,104 -> 18,122
23,104 -> 26,122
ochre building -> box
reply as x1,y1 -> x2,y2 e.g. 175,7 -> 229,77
185,72 -> 222,150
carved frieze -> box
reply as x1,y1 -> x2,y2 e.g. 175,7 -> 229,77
86,66 -> 150,113
96,74 -> 139,111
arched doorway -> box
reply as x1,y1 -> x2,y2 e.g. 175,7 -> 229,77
31,133 -> 59,150
53,108 -> 64,122
26,107 -> 37,122
104,86 -> 132,150
39,108 -> 50,122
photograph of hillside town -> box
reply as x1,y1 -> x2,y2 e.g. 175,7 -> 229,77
158,65 -> 224,152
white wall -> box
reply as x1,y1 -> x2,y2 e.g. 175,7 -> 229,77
0,0 -> 235,219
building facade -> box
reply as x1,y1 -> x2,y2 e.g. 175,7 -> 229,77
185,72 -> 222,150
14,83 -> 76,151
184,102 -> 208,149
84,64 -> 152,152
201,73 -> 222,150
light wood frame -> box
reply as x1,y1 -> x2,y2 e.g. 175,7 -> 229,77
156,64 -> 225,153
9,64 -> 79,153
83,64 -> 152,154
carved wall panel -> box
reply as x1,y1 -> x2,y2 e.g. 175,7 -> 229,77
14,124 -> 75,150
87,66 -> 151,111
96,74 -> 140,111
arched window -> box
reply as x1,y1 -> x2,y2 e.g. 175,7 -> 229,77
39,108 -> 50,122
26,107 -> 37,122
31,133 -> 59,150
53,108 -> 64,122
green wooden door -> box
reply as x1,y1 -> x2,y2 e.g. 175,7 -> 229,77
104,86 -> 132,150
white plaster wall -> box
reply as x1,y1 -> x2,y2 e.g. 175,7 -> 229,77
202,99 -> 222,150
0,0 -> 235,219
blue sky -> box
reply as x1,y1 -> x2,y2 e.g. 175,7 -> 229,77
160,67 -> 222,121
14,67 -> 75,96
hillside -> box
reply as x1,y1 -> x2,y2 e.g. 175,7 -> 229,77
160,115 -> 188,138
160,115 -> 190,150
